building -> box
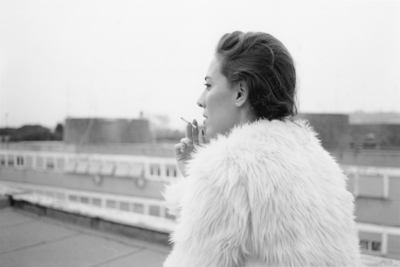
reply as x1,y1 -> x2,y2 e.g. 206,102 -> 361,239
64,118 -> 152,144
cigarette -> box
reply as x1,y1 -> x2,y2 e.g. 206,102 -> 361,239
181,117 -> 197,128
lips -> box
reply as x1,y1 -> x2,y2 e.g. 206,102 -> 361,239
202,114 -> 208,126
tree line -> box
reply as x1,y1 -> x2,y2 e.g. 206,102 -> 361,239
0,123 -> 63,142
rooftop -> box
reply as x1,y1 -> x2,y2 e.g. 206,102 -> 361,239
0,202 -> 169,267
2,198 -> 400,267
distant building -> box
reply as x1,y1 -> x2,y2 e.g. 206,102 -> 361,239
298,113 -> 350,150
0,135 -> 10,143
350,112 -> 400,125
298,113 -> 400,259
64,118 -> 152,144
300,113 -> 400,150
344,164 -> 400,259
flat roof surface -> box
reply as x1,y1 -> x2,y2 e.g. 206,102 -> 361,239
0,207 -> 169,267
1,205 -> 400,267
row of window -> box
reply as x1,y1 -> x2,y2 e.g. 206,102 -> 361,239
357,228 -> 400,259
33,189 -> 175,221
343,166 -> 400,200
0,153 -> 178,179
360,239 -> 381,253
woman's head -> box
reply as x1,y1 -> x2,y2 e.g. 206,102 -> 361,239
197,31 -> 297,139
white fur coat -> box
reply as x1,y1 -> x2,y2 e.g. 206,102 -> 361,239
163,119 -> 361,267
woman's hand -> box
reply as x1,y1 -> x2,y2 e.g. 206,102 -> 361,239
175,120 -> 206,177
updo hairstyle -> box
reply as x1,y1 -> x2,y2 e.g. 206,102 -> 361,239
216,31 -> 297,121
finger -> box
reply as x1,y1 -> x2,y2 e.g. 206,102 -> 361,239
199,128 -> 205,144
185,122 -> 193,144
174,143 -> 182,155
192,120 -> 199,145
181,137 -> 192,151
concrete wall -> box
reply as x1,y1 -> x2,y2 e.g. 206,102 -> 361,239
346,174 -> 400,227
0,167 -> 166,200
64,118 -> 152,144
388,235 -> 400,260
0,142 -> 175,158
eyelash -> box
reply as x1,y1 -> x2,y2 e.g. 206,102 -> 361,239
204,83 -> 211,90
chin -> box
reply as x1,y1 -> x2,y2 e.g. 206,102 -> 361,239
205,128 -> 214,140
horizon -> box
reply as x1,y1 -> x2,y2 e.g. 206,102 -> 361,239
2,111 -> 400,130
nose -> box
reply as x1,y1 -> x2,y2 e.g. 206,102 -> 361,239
197,90 -> 206,108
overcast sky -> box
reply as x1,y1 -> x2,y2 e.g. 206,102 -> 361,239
1,0 -> 399,129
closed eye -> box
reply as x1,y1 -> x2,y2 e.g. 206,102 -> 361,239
204,83 -> 211,90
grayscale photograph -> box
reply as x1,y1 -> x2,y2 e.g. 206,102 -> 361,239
0,0 -> 399,266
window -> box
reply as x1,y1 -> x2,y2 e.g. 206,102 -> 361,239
359,231 -> 383,254
359,239 -> 382,253
360,240 -> 369,250
80,196 -> 89,204
150,164 -> 161,176
88,161 -> 101,176
120,201 -> 130,211
166,165 -> 177,177
100,161 -> 114,176
56,158 -> 65,171
76,161 -> 89,174
16,156 -> 25,167
55,193 -> 65,200
92,198 -> 102,207
26,156 -> 34,168
8,155 -> 14,167
68,195 -> 78,202
36,156 -> 44,169
371,241 -> 381,252
106,200 -> 117,209
129,163 -> 143,178
46,157 -> 55,170
64,159 -> 77,173
149,205 -> 160,217
0,154 -> 6,166
165,212 -> 176,221
133,203 -> 144,214
115,162 -> 130,177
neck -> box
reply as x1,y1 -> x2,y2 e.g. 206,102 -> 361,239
237,106 -> 257,125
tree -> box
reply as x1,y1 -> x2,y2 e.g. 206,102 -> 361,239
54,123 -> 64,140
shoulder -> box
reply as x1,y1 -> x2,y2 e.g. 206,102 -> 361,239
182,119 -> 334,199
188,119 -> 321,177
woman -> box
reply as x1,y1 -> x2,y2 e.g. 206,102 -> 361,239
163,31 -> 361,267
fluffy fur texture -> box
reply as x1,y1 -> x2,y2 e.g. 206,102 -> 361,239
163,119 -> 361,267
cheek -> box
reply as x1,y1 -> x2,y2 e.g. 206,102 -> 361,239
205,90 -> 221,113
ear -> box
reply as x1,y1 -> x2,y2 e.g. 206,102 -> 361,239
234,82 -> 249,107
